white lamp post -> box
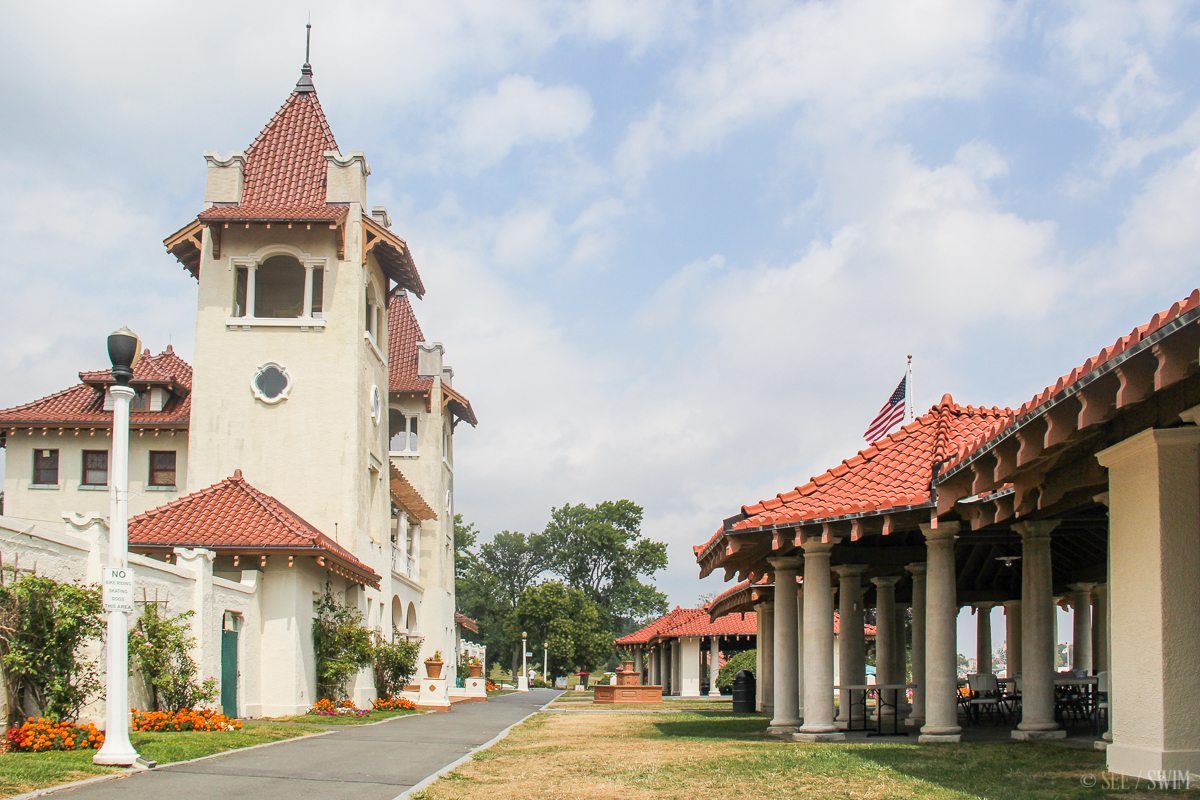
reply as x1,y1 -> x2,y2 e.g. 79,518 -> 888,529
518,631 -> 529,691
94,327 -> 141,766
543,642 -> 548,686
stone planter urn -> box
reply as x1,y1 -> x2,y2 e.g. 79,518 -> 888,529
468,662 -> 484,678
425,658 -> 445,680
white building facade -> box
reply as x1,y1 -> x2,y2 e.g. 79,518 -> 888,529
0,61 -> 475,720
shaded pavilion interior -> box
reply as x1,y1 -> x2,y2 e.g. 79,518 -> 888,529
696,289 -> 1199,774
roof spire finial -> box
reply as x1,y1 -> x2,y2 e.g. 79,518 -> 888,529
296,16 -> 316,93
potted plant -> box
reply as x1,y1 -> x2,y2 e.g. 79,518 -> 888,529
467,656 -> 484,678
424,650 -> 444,679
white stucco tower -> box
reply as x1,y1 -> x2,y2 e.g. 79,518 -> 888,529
169,63 -> 424,567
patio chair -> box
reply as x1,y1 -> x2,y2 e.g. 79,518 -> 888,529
1092,671 -> 1109,736
967,673 -> 1007,724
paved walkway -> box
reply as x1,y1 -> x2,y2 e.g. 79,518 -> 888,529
53,690 -> 558,800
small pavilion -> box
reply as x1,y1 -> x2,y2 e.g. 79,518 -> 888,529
616,607 -> 755,697
695,289 -> 1199,778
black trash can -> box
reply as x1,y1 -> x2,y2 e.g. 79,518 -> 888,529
731,669 -> 756,712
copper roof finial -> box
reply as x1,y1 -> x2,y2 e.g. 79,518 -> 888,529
296,18 -> 315,93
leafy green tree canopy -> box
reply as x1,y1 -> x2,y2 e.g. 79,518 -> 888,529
542,500 -> 668,630
515,582 -> 611,676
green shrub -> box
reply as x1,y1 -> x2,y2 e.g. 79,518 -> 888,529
374,634 -> 421,697
129,604 -> 217,712
0,573 -> 103,724
312,586 -> 374,699
716,649 -> 756,692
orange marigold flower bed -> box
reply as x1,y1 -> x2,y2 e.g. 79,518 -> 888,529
307,698 -> 368,717
486,680 -> 499,691
5,718 -> 104,752
371,696 -> 417,711
130,708 -> 242,732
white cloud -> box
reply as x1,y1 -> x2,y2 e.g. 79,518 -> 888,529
616,0 -> 1009,184
452,76 -> 594,168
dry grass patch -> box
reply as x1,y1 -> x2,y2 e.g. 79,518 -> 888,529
414,711 -> 1200,800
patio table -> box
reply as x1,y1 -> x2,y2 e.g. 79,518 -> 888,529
869,684 -> 914,737
1054,675 -> 1098,726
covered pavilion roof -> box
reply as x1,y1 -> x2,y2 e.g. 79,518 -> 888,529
696,286 -> 1199,607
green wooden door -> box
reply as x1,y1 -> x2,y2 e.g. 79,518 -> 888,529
221,629 -> 239,717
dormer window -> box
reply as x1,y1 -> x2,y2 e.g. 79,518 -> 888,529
230,252 -> 325,323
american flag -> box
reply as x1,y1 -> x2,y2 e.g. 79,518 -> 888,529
864,375 -> 908,442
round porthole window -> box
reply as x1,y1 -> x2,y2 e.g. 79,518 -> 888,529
370,385 -> 382,425
251,363 -> 291,404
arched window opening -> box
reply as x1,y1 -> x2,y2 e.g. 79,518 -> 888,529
231,254 -> 324,320
390,413 -> 419,454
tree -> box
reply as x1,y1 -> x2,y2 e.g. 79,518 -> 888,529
541,500 -> 668,632
515,582 -> 611,678
453,514 -> 479,582
456,528 -> 551,673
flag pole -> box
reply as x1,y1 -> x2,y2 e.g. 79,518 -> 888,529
906,354 -> 914,420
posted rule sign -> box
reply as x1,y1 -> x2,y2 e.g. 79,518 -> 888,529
103,567 -> 135,613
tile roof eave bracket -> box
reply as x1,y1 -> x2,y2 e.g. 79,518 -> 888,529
939,306 -> 1200,483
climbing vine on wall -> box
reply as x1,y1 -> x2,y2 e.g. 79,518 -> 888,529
129,603 -> 217,712
312,585 -> 374,700
0,572 -> 104,725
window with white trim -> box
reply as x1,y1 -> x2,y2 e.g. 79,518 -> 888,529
232,254 -> 324,320
390,414 -> 418,453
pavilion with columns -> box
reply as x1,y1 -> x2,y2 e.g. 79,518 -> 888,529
695,289 -> 1199,778
615,606 -> 756,697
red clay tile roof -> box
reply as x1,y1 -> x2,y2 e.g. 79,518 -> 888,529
197,80 -> 339,224
387,291 -> 478,426
615,607 -> 705,646
0,348 -> 191,431
659,609 -> 758,638
454,612 -> 479,634
727,397 -> 1011,535
388,291 -> 433,395
941,288 -> 1200,475
128,469 -> 379,588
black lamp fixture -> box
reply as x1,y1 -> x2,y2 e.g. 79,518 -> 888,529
107,327 -> 142,387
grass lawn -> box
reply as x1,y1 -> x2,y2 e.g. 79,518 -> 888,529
549,691 -> 730,711
412,710 -> 1197,800
262,709 -> 421,726
0,720 -> 322,799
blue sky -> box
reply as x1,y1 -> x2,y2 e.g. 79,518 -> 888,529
1,2 -> 1198,654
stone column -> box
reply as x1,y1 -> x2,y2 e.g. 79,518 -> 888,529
919,522 -> 962,743
1069,583 -> 1095,674
906,563 -> 927,726
795,539 -> 844,741
1091,584 -> 1108,674
796,587 -> 805,719
679,637 -> 702,697
672,639 -> 683,696
661,644 -> 670,694
767,557 -> 803,733
760,602 -> 775,715
1098,427 -> 1200,778
872,575 -> 900,721
1003,600 -> 1022,677
1012,521 -> 1065,740
975,602 -> 995,674
834,565 -> 867,728
634,649 -> 644,681
754,604 -> 766,712
708,637 -> 721,697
